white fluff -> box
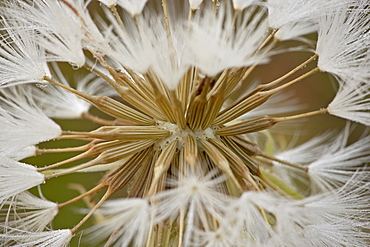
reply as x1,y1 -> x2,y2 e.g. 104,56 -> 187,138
191,225 -> 239,247
308,129 -> 370,192
69,0 -> 109,54
316,1 -> 370,82
152,170 -> 229,224
327,76 -> 370,126
266,0 -> 347,29
2,0 -> 86,67
0,156 -> 45,206
117,0 -> 149,16
151,170 -> 230,246
0,22 -> 50,87
271,131 -> 337,189
245,181 -> 370,246
232,0 -> 257,11
189,0 -> 203,10
222,192 -> 278,245
1,192 -> 58,232
0,228 -> 72,247
86,198 -> 151,247
8,146 -> 37,161
275,21 -> 317,42
105,7 -> 189,90
295,180 -> 370,246
0,86 -> 62,156
187,3 -> 269,77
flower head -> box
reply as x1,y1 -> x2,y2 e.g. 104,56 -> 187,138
0,0 -> 369,246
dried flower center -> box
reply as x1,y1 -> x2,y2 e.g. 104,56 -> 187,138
155,121 -> 217,151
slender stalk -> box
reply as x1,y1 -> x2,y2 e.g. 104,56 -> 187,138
212,0 -> 220,12
258,152 -> 308,172
58,183 -> 107,209
178,208 -> 185,247
273,108 -> 328,123
83,62 -> 118,89
36,143 -> 91,154
44,156 -> 104,179
104,226 -> 121,247
37,151 -> 91,172
258,172 -> 290,199
256,28 -> 278,53
82,112 -> 116,126
263,54 -> 318,89
55,135 -> 93,141
110,5 -> 127,31
162,0 -> 171,38
71,188 -> 112,235
259,168 -> 303,199
267,67 -> 320,94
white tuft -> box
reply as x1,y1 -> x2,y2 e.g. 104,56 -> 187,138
151,169 -> 230,246
1,192 -> 58,232
221,192 -> 278,245
0,86 -> 62,156
247,181 -> 370,246
105,7 -> 189,90
189,0 -> 203,10
86,198 -> 151,247
8,146 -> 37,161
191,225 -> 238,247
266,0 -> 347,29
117,0 -> 149,16
300,180 -> 370,246
271,131 -> 336,189
0,228 -> 72,247
0,156 -> 45,206
149,31 -> 190,91
103,10 -> 149,74
187,3 -> 269,77
316,2 -> 370,82
308,128 -> 370,192
232,0 -> 257,11
2,0 -> 86,67
69,0 -> 110,54
275,21 -> 317,42
0,21 -> 49,87
327,76 -> 370,126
